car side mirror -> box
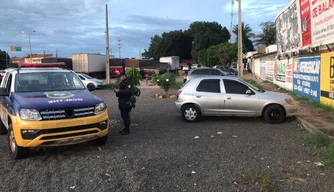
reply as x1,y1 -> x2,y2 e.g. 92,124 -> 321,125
0,88 -> 9,96
246,89 -> 253,95
87,84 -> 96,92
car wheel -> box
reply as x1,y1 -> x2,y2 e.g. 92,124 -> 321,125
91,134 -> 108,146
263,104 -> 286,124
0,120 -> 7,135
87,83 -> 96,89
182,104 -> 201,122
7,125 -> 28,159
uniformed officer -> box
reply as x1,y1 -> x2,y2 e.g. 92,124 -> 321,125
114,71 -> 133,135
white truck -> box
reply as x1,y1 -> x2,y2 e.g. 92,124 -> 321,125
72,53 -> 106,78
159,56 -> 180,72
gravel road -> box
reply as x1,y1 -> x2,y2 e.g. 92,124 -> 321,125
1,87 -> 333,192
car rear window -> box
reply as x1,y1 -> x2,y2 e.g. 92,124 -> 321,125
210,69 -> 222,75
191,69 -> 210,75
196,79 -> 220,93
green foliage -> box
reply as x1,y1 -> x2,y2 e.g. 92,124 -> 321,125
232,22 -> 255,53
142,30 -> 193,60
253,21 -> 277,46
171,80 -> 184,90
152,72 -> 176,96
252,170 -> 276,192
304,132 -> 330,149
189,21 -> 231,62
0,49 -> 10,69
126,67 -> 142,86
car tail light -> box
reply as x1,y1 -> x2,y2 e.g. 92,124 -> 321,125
176,91 -> 182,100
115,69 -> 120,74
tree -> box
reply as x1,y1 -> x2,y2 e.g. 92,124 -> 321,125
216,42 -> 238,67
0,50 -> 10,69
253,21 -> 277,46
189,21 -> 230,61
142,30 -> 193,60
142,35 -> 163,60
232,22 -> 255,53
201,42 -> 238,68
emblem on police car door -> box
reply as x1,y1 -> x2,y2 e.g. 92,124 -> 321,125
128,85 -> 131,88
45,91 -> 74,99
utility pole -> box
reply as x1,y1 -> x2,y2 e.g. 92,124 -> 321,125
105,4 -> 110,84
139,48 -> 141,58
56,48 -> 58,59
118,39 -> 121,58
22,30 -> 35,62
43,50 -> 45,58
237,0 -> 243,77
230,0 -> 235,43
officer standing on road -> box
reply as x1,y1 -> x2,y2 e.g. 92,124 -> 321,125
114,71 -> 133,135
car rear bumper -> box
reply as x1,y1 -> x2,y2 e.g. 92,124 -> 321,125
13,110 -> 109,147
175,100 -> 183,113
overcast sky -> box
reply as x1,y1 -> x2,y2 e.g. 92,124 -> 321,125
0,0 -> 290,58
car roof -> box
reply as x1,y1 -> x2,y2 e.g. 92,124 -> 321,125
8,67 -> 72,75
190,75 -> 242,81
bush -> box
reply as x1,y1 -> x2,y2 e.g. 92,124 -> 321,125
152,72 -> 176,96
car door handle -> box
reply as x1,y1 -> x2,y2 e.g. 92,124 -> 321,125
227,97 -> 231,100
196,96 -> 201,98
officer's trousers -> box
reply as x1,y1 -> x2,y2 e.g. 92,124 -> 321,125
118,102 -> 131,130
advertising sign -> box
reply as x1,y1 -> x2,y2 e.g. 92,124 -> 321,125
274,59 -> 294,90
265,61 -> 275,82
293,56 -> 321,101
310,0 -> 334,46
276,0 -> 302,55
320,52 -> 334,107
299,0 -> 312,46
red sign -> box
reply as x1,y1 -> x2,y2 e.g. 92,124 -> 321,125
300,0 -> 312,46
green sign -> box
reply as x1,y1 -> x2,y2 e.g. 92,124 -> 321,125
10,46 -> 22,52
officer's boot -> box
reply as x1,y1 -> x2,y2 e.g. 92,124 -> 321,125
121,127 -> 130,135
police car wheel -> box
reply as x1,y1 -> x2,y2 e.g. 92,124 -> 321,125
91,134 -> 108,146
0,121 -> 7,135
7,125 -> 28,159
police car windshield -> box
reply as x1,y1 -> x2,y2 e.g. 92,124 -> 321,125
15,72 -> 86,92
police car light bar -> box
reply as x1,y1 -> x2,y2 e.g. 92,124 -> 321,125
18,62 -> 66,68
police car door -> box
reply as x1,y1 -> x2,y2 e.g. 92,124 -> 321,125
0,72 -> 12,129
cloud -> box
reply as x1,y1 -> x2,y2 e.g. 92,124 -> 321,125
0,0 -> 291,58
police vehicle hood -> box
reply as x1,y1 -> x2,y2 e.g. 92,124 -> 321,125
13,89 -> 101,110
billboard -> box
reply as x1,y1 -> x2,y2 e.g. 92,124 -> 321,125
293,56 -> 321,101
274,59 -> 294,90
320,52 -> 334,107
299,0 -> 312,46
276,0 -> 302,55
310,0 -> 334,46
265,61 -> 275,82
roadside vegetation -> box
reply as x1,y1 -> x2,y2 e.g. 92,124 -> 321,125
251,170 -> 276,192
304,131 -> 334,167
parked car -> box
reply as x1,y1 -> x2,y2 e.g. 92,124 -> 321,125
0,63 -> 109,159
183,67 -> 235,83
175,76 -> 297,124
77,73 -> 104,89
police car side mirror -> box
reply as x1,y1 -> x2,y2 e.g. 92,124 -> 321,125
87,84 -> 96,92
0,88 -> 9,96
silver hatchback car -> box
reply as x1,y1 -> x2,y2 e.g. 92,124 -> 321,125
175,76 -> 297,124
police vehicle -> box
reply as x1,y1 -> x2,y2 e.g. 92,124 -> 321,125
0,62 -> 109,159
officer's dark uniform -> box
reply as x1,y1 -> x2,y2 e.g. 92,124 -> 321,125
115,72 -> 133,135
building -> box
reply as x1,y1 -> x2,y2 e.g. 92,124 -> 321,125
24,54 -> 53,63
10,57 -> 25,64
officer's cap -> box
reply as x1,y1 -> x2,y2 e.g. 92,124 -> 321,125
119,71 -> 126,76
